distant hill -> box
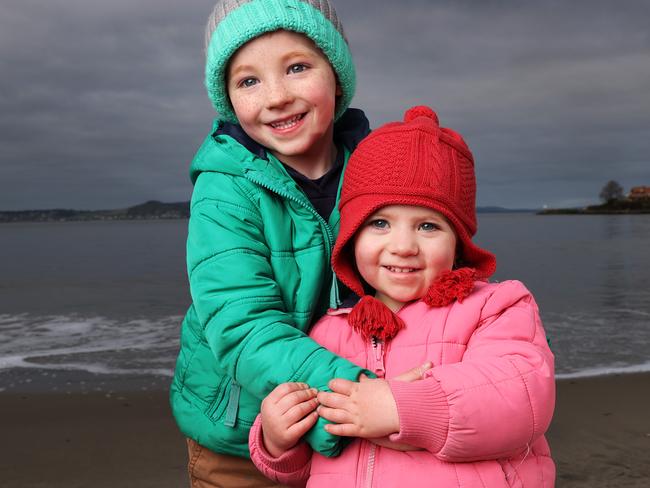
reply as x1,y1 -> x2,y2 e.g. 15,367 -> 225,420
0,200 -> 190,223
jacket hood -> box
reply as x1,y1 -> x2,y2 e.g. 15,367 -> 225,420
189,108 -> 370,184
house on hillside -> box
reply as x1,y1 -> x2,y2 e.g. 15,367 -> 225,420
628,186 -> 650,200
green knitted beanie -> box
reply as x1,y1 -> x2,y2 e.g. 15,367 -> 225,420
204,0 -> 355,123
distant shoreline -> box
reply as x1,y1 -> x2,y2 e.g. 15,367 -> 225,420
0,200 -> 189,223
0,201 -> 538,223
539,208 -> 650,215
538,199 -> 650,215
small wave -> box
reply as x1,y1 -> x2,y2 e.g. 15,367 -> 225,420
0,313 -> 181,378
556,361 -> 650,379
607,308 -> 650,317
0,354 -> 173,377
0,342 -> 152,370
0,313 -> 181,353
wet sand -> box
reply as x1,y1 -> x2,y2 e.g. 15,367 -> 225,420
548,373 -> 650,487
1,390 -> 187,488
2,373 -> 649,487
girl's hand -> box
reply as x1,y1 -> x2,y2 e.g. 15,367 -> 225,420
260,382 -> 319,458
317,376 -> 399,438
317,362 -> 432,440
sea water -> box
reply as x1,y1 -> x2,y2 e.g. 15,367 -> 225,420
0,215 -> 648,392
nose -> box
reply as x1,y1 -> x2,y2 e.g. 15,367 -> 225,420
265,77 -> 294,109
387,231 -> 418,256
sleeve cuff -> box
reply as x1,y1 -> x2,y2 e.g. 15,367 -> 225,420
249,414 -> 312,474
387,377 -> 450,453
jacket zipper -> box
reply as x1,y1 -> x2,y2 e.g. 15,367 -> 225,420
208,171 -> 335,429
364,336 -> 386,487
371,336 -> 386,378
366,443 -> 377,488
244,171 -> 339,309
225,171 -> 337,428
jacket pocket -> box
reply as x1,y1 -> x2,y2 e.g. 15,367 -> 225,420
206,375 -> 230,422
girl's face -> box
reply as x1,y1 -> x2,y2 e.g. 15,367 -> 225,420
354,205 -> 457,312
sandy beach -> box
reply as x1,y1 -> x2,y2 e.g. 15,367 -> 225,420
2,373 -> 649,487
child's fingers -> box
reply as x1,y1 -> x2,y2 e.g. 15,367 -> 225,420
323,422 -> 358,437
275,387 -> 318,414
317,405 -> 352,424
328,378 -> 356,395
317,390 -> 349,409
284,397 -> 319,424
287,410 -> 319,439
393,362 -> 433,382
265,382 -> 310,405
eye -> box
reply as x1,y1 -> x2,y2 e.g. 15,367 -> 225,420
369,219 -> 389,229
238,77 -> 258,88
419,222 -> 440,232
288,63 -> 308,74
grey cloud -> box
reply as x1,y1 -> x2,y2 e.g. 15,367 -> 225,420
1,0 -> 649,210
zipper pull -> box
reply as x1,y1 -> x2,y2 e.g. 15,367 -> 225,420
329,273 -> 341,309
224,381 -> 241,428
371,337 -> 386,378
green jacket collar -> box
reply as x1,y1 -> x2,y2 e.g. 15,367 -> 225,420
189,108 -> 370,185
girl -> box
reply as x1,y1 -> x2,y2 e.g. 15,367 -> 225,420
249,106 -> 556,487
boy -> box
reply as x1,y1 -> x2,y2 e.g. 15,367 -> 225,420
170,1 -> 371,485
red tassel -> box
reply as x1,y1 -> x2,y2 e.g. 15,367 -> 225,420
423,268 -> 476,308
348,296 -> 405,342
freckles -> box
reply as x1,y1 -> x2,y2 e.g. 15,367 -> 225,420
231,96 -> 257,118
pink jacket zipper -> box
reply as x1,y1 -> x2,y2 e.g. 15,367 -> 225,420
364,336 -> 386,487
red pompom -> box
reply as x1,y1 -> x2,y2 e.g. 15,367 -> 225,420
404,105 -> 439,125
423,268 -> 476,308
348,296 -> 405,342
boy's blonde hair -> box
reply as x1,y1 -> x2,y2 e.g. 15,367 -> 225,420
203,0 -> 355,123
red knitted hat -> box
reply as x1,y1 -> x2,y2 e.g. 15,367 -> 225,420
333,106 -> 497,301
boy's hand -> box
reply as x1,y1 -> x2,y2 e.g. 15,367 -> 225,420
317,376 -> 399,439
261,382 -> 319,458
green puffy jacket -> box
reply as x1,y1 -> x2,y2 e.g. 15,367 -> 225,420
170,110 -> 371,458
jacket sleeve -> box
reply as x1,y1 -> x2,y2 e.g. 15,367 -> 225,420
249,414 -> 312,487
188,172 -> 365,456
387,280 -> 555,462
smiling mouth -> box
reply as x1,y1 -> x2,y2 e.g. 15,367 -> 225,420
269,113 -> 305,130
383,265 -> 419,273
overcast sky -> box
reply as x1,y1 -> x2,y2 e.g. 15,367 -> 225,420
1,0 -> 648,210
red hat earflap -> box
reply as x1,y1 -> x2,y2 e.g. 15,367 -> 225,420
423,268 -> 477,307
348,296 -> 405,342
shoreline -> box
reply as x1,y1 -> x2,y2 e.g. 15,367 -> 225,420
3,362 -> 650,395
538,210 -> 650,215
1,374 -> 649,487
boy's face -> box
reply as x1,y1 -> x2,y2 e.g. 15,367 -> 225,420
354,205 -> 457,312
227,30 -> 341,172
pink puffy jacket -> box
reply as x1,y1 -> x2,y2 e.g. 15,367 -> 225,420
249,280 -> 555,487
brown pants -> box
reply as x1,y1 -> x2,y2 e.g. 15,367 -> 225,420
186,438 -> 286,488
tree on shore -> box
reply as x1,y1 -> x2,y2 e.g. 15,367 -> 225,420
599,180 -> 624,203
